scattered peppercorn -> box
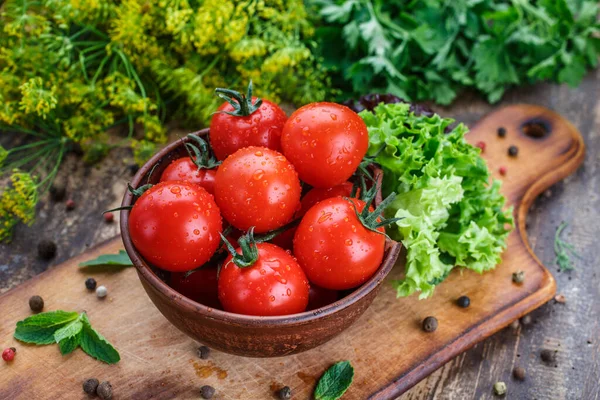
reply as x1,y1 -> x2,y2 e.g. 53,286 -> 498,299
476,141 -> 486,152
49,184 -> 66,202
37,239 -> 57,260
520,315 -> 532,326
66,199 -> 76,211
83,378 -> 99,395
508,145 -> 519,157
456,296 -> 470,308
97,381 -> 113,400
85,277 -> 97,291
198,346 -> 211,360
554,294 -> 566,304
200,385 -> 215,399
540,349 -> 557,363
103,212 -> 114,223
29,295 -> 44,312
493,381 -> 507,396
512,271 -> 525,284
96,285 -> 108,299
513,366 -> 526,381
497,127 -> 506,137
277,386 -> 292,400
2,347 -> 16,362
422,316 -> 438,332
499,166 -> 507,176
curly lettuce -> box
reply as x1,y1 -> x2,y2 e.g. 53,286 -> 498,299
360,103 -> 513,298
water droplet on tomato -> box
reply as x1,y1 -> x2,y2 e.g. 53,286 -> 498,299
286,288 -> 292,296
170,186 -> 181,194
330,113 -> 337,120
318,212 -> 332,223
254,150 -> 263,157
253,169 -> 264,180
260,269 -> 266,275
269,295 -> 275,302
173,212 -> 179,217
345,239 -> 353,246
193,229 -> 200,235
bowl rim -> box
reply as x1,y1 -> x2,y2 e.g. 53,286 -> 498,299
120,128 -> 400,327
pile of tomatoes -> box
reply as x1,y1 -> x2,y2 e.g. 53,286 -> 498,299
128,84 -> 390,316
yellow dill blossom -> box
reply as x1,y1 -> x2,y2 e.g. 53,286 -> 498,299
0,171 -> 37,242
192,0 -> 235,54
262,47 -> 312,74
131,139 -> 158,166
105,73 -> 154,114
18,78 -> 58,119
137,114 -> 167,143
63,106 -> 115,141
230,38 -> 267,62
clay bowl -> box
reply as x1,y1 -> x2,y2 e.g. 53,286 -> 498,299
120,129 -> 402,357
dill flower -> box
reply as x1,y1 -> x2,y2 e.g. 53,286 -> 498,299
19,78 -> 58,119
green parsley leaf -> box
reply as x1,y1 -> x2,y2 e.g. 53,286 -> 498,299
79,250 -> 133,268
314,361 -> 354,400
79,313 -> 121,364
14,311 -> 79,344
554,221 -> 579,271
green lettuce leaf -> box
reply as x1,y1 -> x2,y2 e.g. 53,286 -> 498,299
361,103 -> 513,298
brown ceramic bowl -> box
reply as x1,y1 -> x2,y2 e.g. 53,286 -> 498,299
120,129 -> 401,357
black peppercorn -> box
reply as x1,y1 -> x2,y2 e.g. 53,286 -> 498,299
422,316 -> 438,332
497,127 -> 506,137
512,271 -> 525,284
37,240 -> 57,260
29,295 -> 44,312
200,385 -> 215,399
198,345 -> 211,360
513,366 -> 526,381
457,296 -> 470,308
96,381 -> 112,400
277,386 -> 292,400
540,349 -> 557,363
508,145 -> 519,157
49,184 -> 66,202
83,378 -> 99,395
85,278 -> 97,291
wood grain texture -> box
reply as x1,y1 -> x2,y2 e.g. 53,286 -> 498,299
0,104 -> 584,399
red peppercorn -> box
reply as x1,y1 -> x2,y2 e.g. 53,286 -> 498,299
499,166 -> 507,176
476,141 -> 486,152
104,212 -> 114,223
66,199 -> 76,211
2,347 -> 16,362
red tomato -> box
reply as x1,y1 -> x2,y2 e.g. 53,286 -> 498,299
214,147 -> 301,233
218,243 -> 309,316
128,181 -> 222,272
293,197 -> 385,290
297,181 -> 355,218
307,284 -> 339,310
210,97 -> 287,160
160,158 -> 216,194
281,102 -> 368,188
170,267 -> 221,309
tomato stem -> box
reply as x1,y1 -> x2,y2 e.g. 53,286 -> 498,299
220,227 -> 259,268
184,134 -> 221,170
214,80 -> 263,117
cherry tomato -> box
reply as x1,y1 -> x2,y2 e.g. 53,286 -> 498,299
297,181 -> 355,218
218,243 -> 309,316
307,284 -> 339,310
170,267 -> 221,309
129,181 -> 222,272
160,158 -> 216,194
293,197 -> 385,290
214,147 -> 301,233
210,97 -> 287,161
281,102 -> 368,188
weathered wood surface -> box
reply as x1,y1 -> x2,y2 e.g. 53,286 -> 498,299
1,69 -> 599,399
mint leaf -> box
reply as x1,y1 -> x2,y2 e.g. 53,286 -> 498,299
14,311 -> 120,364
314,361 -> 354,400
58,333 -> 81,355
14,311 -> 79,344
79,313 -> 120,364
79,250 -> 132,268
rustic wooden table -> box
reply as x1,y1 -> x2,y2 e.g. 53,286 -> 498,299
1,69 -> 598,399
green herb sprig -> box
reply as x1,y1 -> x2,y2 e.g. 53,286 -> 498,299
79,250 -> 133,268
554,221 -> 579,271
314,361 -> 354,400
14,311 -> 120,364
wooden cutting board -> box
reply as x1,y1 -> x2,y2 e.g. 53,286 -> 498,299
0,105 -> 585,400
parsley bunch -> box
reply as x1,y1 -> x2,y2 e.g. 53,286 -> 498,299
312,0 -> 600,104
